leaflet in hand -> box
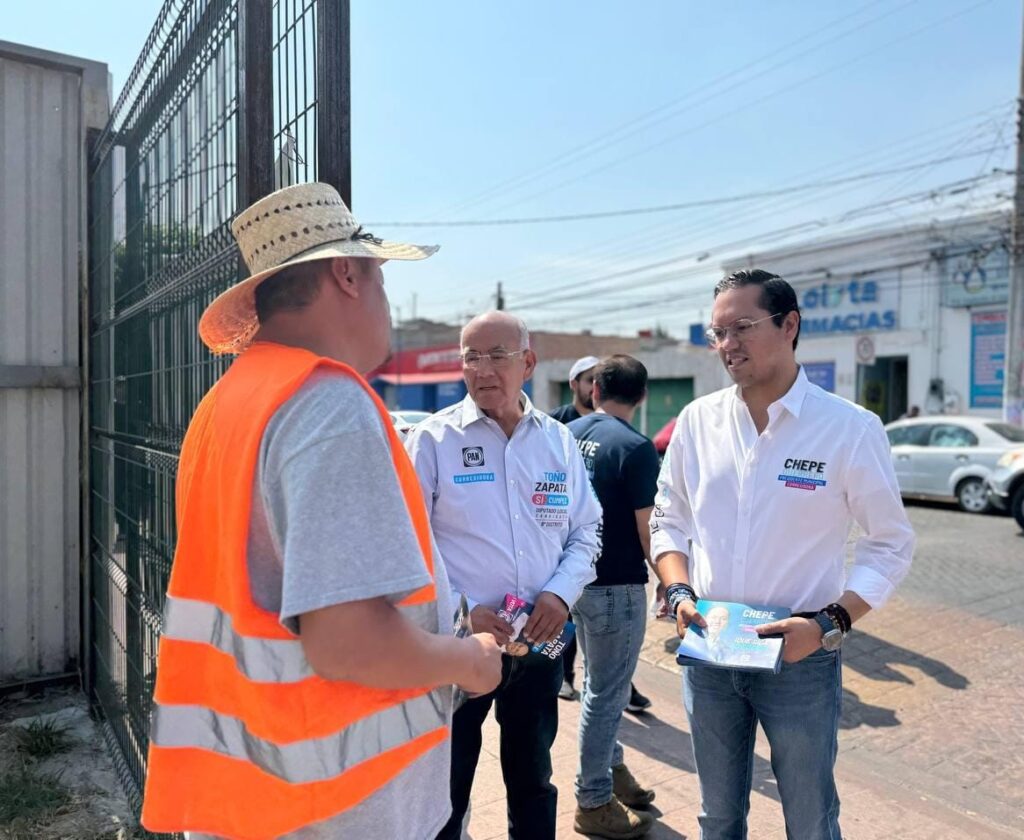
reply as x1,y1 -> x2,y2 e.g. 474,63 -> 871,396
451,593 -> 474,710
497,593 -> 575,660
675,599 -> 790,674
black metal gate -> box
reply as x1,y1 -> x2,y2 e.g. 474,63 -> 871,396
85,0 -> 349,822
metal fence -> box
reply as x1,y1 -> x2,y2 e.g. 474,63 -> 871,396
85,0 -> 349,822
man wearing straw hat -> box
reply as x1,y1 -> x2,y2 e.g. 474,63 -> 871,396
140,182 -> 502,840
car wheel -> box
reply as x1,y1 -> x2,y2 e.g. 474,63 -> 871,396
955,477 -> 990,513
1012,483 -> 1024,532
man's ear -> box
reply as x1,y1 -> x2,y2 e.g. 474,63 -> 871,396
591,380 -> 602,406
327,257 -> 359,298
523,348 -> 538,381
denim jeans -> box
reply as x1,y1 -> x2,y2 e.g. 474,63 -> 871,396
683,647 -> 843,840
435,651 -> 562,840
572,583 -> 648,809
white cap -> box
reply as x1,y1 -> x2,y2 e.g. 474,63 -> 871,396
568,356 -> 601,382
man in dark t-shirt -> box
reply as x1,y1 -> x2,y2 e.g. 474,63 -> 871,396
567,355 -> 660,838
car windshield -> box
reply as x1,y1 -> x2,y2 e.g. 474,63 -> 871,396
987,422 -> 1024,442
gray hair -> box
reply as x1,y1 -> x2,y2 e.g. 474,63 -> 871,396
460,310 -> 530,350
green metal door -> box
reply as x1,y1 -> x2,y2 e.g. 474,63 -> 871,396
644,377 -> 694,438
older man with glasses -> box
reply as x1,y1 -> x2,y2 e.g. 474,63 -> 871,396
406,310 -> 601,840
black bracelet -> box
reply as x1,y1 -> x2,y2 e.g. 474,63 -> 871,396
824,603 -> 852,634
665,583 -> 697,612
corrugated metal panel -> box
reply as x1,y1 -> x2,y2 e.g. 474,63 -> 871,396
0,54 -> 82,682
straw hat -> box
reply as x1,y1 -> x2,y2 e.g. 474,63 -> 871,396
199,182 -> 438,354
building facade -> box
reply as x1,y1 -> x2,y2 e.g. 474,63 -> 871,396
722,212 -> 1011,423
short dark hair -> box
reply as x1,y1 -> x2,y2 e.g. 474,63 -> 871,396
594,355 -> 648,406
713,268 -> 801,350
254,260 -> 327,322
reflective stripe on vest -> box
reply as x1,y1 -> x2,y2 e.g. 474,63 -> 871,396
141,344 -> 448,839
150,691 -> 446,784
161,594 -> 438,684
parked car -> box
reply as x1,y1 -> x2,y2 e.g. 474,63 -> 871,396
653,417 -> 677,456
986,447 -> 1024,530
389,410 -> 432,437
884,417 -> 1024,512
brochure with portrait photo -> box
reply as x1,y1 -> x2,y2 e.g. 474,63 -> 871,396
676,599 -> 790,674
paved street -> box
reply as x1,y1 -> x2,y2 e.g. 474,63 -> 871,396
465,503 -> 1024,839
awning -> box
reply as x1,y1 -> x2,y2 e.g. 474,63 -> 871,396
374,371 -> 465,385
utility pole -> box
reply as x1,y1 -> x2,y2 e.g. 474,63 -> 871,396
496,282 -> 505,311
1005,5 -> 1024,424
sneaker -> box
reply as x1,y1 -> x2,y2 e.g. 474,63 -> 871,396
574,795 -> 654,839
625,684 -> 651,714
612,763 -> 656,809
559,678 -> 579,701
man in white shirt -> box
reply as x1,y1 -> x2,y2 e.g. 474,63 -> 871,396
652,269 -> 915,840
406,310 -> 601,840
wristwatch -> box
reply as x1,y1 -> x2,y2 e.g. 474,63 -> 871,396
813,610 -> 845,652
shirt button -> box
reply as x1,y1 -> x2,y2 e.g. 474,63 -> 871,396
514,514 -> 520,520
518,550 -> 524,556
510,479 -> 516,485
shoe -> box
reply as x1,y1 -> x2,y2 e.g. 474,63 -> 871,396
625,684 -> 651,714
559,678 -> 579,701
574,795 -> 654,838
612,763 -> 656,809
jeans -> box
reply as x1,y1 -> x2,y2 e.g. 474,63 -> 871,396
572,583 -> 647,808
683,647 -> 843,840
435,651 -> 562,840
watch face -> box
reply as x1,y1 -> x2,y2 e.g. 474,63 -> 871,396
822,629 -> 844,651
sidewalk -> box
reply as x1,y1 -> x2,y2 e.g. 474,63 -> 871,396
466,589 -> 1024,839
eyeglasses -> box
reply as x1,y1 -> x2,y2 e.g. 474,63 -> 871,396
704,313 -> 780,347
460,349 -> 528,368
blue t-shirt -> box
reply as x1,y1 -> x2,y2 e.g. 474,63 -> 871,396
567,412 -> 660,586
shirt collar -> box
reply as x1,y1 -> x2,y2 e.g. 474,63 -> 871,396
733,365 -> 810,420
775,366 -> 810,419
459,391 -> 541,428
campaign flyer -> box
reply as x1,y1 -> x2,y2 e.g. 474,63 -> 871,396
497,593 -> 575,660
675,599 -> 790,674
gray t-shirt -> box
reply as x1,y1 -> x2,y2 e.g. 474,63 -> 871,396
193,370 -> 453,840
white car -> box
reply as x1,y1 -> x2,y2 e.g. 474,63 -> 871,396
884,417 -> 1024,512
389,410 -> 432,438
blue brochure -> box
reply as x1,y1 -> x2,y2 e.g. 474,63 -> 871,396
676,600 -> 790,674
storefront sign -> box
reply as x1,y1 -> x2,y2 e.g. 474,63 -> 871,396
970,311 -> 1006,409
799,278 -> 898,337
802,361 -> 836,393
943,247 -> 1009,309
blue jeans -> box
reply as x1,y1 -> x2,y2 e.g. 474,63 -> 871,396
683,647 -> 843,840
572,583 -> 647,808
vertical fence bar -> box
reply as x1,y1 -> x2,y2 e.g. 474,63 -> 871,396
317,0 -> 350,205
238,0 -> 275,208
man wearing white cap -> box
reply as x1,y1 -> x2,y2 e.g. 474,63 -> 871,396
550,355 -> 601,424
140,183 -> 502,840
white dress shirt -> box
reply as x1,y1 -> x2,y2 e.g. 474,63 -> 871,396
651,367 -> 914,613
406,393 -> 600,612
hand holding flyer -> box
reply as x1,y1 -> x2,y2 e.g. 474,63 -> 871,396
497,593 -> 575,660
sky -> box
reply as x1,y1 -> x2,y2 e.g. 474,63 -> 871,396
6,0 -> 1022,336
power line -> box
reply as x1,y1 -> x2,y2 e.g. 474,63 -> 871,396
366,154 -> 1010,228
428,0 -> 908,219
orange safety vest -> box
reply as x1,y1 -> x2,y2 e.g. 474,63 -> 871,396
140,342 -> 447,839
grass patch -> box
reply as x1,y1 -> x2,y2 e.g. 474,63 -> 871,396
11,719 -> 74,758
0,763 -> 70,826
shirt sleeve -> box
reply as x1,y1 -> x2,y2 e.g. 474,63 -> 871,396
264,411 -> 432,628
650,411 -> 695,561
404,425 -> 474,611
843,413 -> 916,608
624,439 -> 660,510
542,430 -> 600,609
